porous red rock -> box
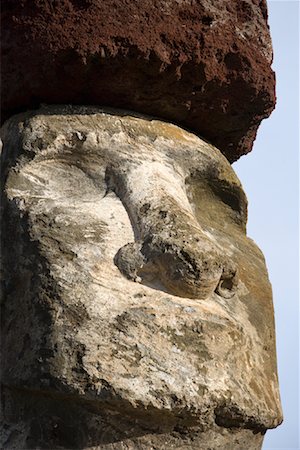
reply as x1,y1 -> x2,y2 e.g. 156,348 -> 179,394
1,0 -> 275,162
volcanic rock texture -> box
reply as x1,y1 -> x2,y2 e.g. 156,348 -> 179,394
1,0 -> 275,162
0,107 -> 282,449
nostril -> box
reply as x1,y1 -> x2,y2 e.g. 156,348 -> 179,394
220,278 -> 234,291
215,264 -> 238,299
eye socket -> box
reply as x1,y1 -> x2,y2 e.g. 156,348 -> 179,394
185,172 -> 247,230
208,179 -> 247,223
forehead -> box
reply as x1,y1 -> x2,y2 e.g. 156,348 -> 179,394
5,107 -> 246,194
2,108 -> 248,240
20,108 -> 248,228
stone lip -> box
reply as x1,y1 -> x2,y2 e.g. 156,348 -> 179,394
1,0 -> 275,162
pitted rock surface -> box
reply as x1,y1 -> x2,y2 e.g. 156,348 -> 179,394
1,0 -> 275,162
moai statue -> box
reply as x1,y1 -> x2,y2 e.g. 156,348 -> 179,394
1,107 -> 282,449
1,1 -> 282,450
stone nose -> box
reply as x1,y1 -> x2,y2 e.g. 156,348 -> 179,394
109,161 -> 239,300
115,233 -> 239,300
139,234 -> 238,300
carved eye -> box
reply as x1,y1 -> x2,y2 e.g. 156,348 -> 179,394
184,172 -> 247,230
208,180 -> 248,227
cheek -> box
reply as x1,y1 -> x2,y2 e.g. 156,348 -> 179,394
235,237 -> 274,339
188,179 -> 274,329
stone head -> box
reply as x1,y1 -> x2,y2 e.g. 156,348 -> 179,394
1,106 -> 282,449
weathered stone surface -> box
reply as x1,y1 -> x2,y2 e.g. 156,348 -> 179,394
0,107 -> 282,449
1,0 -> 275,162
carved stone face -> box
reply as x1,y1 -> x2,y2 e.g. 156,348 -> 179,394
1,107 -> 282,449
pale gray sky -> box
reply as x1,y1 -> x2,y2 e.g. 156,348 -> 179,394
233,1 -> 299,448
